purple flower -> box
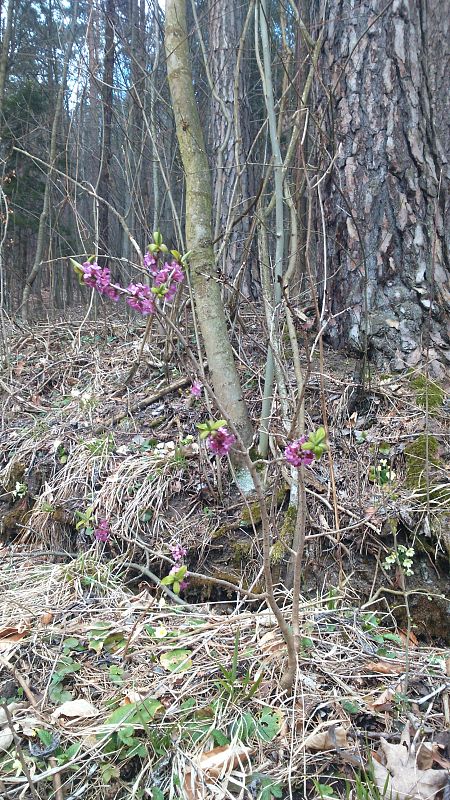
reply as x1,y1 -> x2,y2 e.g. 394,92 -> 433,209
284,436 -> 314,468
144,251 -> 158,275
170,543 -> 187,563
94,518 -> 111,543
190,380 -> 202,398
207,427 -> 236,456
179,579 -> 189,591
154,261 -> 184,303
126,283 -> 155,315
81,262 -> 120,301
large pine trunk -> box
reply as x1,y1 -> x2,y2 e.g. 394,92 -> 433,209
312,0 -> 449,378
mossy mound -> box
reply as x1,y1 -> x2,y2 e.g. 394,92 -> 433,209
404,435 -> 440,489
410,373 -> 444,411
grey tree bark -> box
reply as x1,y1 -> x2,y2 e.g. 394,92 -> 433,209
165,0 -> 254,455
312,0 -> 450,378
207,0 -> 257,294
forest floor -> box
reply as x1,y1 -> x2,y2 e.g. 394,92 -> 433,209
0,314 -> 449,800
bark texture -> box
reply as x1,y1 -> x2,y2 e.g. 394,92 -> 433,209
165,0 -> 254,451
313,0 -> 450,377
207,0 -> 257,294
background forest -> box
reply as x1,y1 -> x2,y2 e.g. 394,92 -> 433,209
0,1 -> 449,799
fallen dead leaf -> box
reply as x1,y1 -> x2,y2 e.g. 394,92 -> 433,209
40,612 -> 54,625
0,729 -> 13,752
399,629 -> 419,648
183,744 -> 252,799
51,699 -> 99,721
302,723 -> 349,752
365,660 -> 404,675
367,680 -> 405,712
0,626 -> 30,650
372,728 -> 447,800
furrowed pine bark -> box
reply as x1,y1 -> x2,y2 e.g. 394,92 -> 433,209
312,0 -> 450,378
164,0 -> 254,458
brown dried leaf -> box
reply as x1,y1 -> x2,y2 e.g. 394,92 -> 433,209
365,660 -> 404,675
372,739 -> 447,800
303,724 -> 349,752
0,626 -> 29,650
183,745 -> 252,799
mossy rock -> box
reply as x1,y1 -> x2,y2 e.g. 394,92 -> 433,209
231,540 -> 252,566
404,435 -> 440,489
239,484 -> 288,527
410,373 -> 444,411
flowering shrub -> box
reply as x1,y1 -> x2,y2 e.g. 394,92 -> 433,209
285,436 -> 314,467
284,427 -> 328,468
190,379 -> 202,398
196,419 -> 236,456
94,518 -> 111,543
70,231 -> 186,315
207,427 -> 236,456
162,542 -> 188,594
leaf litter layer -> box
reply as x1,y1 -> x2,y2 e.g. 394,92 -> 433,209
0,317 -> 449,798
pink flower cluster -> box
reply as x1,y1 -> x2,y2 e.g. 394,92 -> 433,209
190,379 -> 202,398
208,427 -> 236,456
170,543 -> 188,590
81,262 -> 120,302
126,283 -> 155,315
170,543 -> 187,562
79,247 -> 185,315
94,518 -> 111,543
284,435 -> 314,468
148,259 -> 184,303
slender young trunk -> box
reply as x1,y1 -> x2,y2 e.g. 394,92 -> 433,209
20,0 -> 78,321
0,0 -> 13,127
98,0 -> 115,261
165,0 -> 253,456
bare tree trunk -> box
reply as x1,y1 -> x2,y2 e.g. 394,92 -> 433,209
207,0 -> 256,293
20,0 -> 79,321
0,0 -> 13,127
165,0 -> 254,454
312,0 -> 450,378
98,0 -> 115,262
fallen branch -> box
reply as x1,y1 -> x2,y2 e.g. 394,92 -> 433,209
94,375 -> 190,434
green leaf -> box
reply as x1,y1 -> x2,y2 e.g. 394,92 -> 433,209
209,730 -> 228,746
341,700 -> 361,715
161,575 -> 174,586
153,231 -> 162,246
173,581 -> 180,594
37,729 -> 54,748
102,699 -> 162,735
150,789 -> 165,800
159,649 -> 192,673
100,764 -> 120,785
256,708 -> 282,742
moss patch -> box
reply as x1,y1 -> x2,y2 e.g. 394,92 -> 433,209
271,504 -> 297,565
404,435 -> 440,489
410,374 -> 444,411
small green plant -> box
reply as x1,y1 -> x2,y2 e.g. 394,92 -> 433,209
384,544 -> 415,576
49,654 -> 81,703
85,434 -> 115,455
88,622 -> 126,654
161,564 -> 187,595
369,458 -> 396,486
75,506 -> 94,536
11,481 -> 27,500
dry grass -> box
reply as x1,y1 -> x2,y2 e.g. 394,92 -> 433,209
0,318 -> 449,798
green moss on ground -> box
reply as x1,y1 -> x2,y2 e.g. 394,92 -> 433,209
410,374 -> 444,411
